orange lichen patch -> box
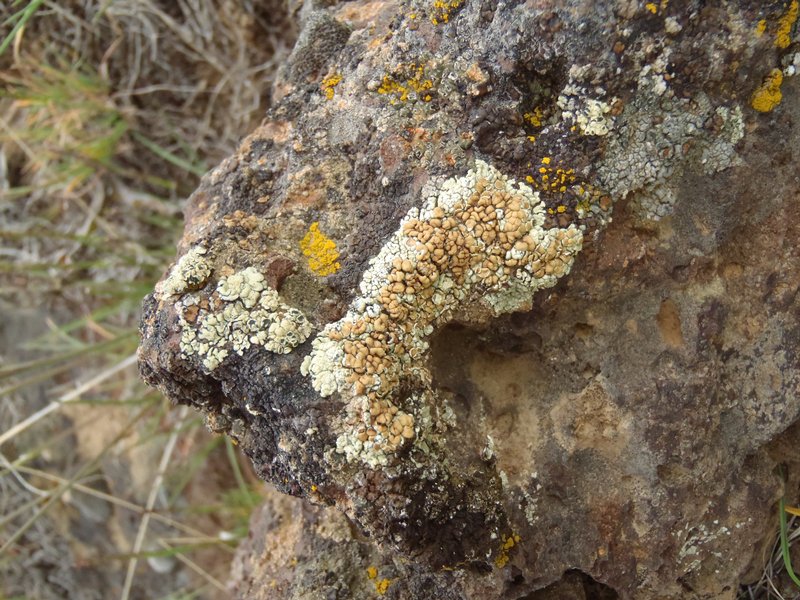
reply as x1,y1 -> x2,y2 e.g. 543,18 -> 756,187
430,0 -> 464,24
366,566 -> 378,579
751,68 -> 784,113
300,222 -> 341,276
776,0 -> 799,48
645,2 -> 658,14
375,578 -> 392,595
495,533 -> 522,568
376,62 -> 434,104
321,73 -> 343,100
756,18 -> 767,36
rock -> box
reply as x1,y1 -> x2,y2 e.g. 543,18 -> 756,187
138,0 -> 800,597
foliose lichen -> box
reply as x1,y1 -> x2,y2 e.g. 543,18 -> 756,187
166,264 -> 313,372
301,160 -> 582,467
557,65 -> 617,136
156,246 -> 212,297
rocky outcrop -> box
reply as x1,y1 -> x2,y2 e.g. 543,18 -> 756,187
138,1 -> 800,597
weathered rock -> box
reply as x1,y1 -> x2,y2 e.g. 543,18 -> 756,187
138,0 -> 800,597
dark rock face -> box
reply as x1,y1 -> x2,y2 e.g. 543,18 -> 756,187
138,0 -> 800,597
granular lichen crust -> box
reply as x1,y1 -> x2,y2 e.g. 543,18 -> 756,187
301,160 -> 582,467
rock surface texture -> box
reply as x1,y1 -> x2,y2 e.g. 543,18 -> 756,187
138,0 -> 800,598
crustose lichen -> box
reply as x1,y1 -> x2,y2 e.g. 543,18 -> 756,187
301,160 -> 583,467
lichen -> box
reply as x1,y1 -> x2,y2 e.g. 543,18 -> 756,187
300,222 -> 341,276
557,66 -> 617,136
751,68 -> 784,113
598,94 -> 743,205
776,0 -> 799,49
526,156 -> 577,194
177,266 -> 313,371
523,108 -> 544,128
430,0 -> 464,25
301,160 -> 582,467
156,246 -> 211,297
494,533 -> 522,568
376,62 -> 434,104
321,73 -> 342,100
375,578 -> 392,595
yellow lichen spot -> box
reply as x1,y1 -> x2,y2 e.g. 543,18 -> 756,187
366,566 -> 378,580
527,135 -> 536,142
756,18 -> 767,36
430,0 -> 465,24
525,175 -> 535,183
409,12 -> 417,19
300,222 -> 341,276
557,205 -> 567,213
776,0 -> 799,48
311,484 -> 318,492
321,73 -> 343,100
375,579 -> 392,595
751,68 -> 784,113
376,62 -> 434,105
645,2 -> 658,14
523,107 -> 544,128
541,156 -> 551,165
494,533 -> 522,568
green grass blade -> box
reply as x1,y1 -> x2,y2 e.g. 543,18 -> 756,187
131,131 -> 207,177
780,497 -> 800,589
0,0 -> 45,57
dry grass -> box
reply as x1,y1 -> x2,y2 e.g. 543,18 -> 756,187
0,1 -> 295,598
739,506 -> 800,600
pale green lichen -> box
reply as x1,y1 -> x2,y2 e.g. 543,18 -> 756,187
597,94 -> 744,220
301,160 -> 582,467
157,246 -> 211,297
557,65 -> 618,136
165,263 -> 313,371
